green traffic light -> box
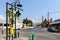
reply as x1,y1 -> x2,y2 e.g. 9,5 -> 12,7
16,10 -> 21,17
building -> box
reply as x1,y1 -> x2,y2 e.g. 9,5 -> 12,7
13,17 -> 23,29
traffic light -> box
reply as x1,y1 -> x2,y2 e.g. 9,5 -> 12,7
16,10 -> 21,17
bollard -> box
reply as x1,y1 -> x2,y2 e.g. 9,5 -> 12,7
31,32 -> 35,40
18,32 -> 19,38
32,34 -> 34,40
2,30 -> 3,35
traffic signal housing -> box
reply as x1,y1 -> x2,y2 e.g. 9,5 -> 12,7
16,10 -> 21,17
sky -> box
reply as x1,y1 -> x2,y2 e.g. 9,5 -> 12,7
0,0 -> 60,23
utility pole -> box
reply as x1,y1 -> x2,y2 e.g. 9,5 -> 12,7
42,16 -> 43,27
48,12 -> 49,27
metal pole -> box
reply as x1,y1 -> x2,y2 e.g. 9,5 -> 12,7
6,2 -> 8,40
9,10 -> 10,40
6,2 -> 14,40
14,0 -> 22,38
42,16 -> 43,27
14,1 -> 17,38
11,4 -> 14,40
48,12 -> 49,27
2,23 -> 4,35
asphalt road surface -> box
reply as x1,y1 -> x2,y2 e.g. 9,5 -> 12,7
0,26 -> 60,40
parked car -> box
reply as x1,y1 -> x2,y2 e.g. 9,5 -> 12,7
47,27 -> 60,32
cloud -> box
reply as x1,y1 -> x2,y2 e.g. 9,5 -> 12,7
0,15 -> 6,23
0,15 -> 5,20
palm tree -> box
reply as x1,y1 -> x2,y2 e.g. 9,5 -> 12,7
7,10 -> 12,25
14,10 -> 21,23
23,17 -> 28,26
7,10 -> 12,17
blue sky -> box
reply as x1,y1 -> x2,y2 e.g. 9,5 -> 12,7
0,0 -> 60,23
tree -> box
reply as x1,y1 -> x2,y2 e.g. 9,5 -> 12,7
27,20 -> 33,26
44,18 -> 47,21
23,18 -> 33,26
23,18 -> 28,25
7,10 -> 12,25
7,10 -> 12,17
9,18 -> 14,24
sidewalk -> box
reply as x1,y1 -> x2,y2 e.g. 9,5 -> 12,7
0,34 -> 29,40
14,37 -> 29,40
0,33 -> 29,40
0,36 -> 29,40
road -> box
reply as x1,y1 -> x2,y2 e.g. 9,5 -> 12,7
0,26 -> 60,40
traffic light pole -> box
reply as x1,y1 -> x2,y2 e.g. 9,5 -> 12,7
6,2 -> 8,40
11,4 -> 13,40
14,2 -> 17,38
6,2 -> 14,40
14,0 -> 23,38
6,0 -> 23,39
